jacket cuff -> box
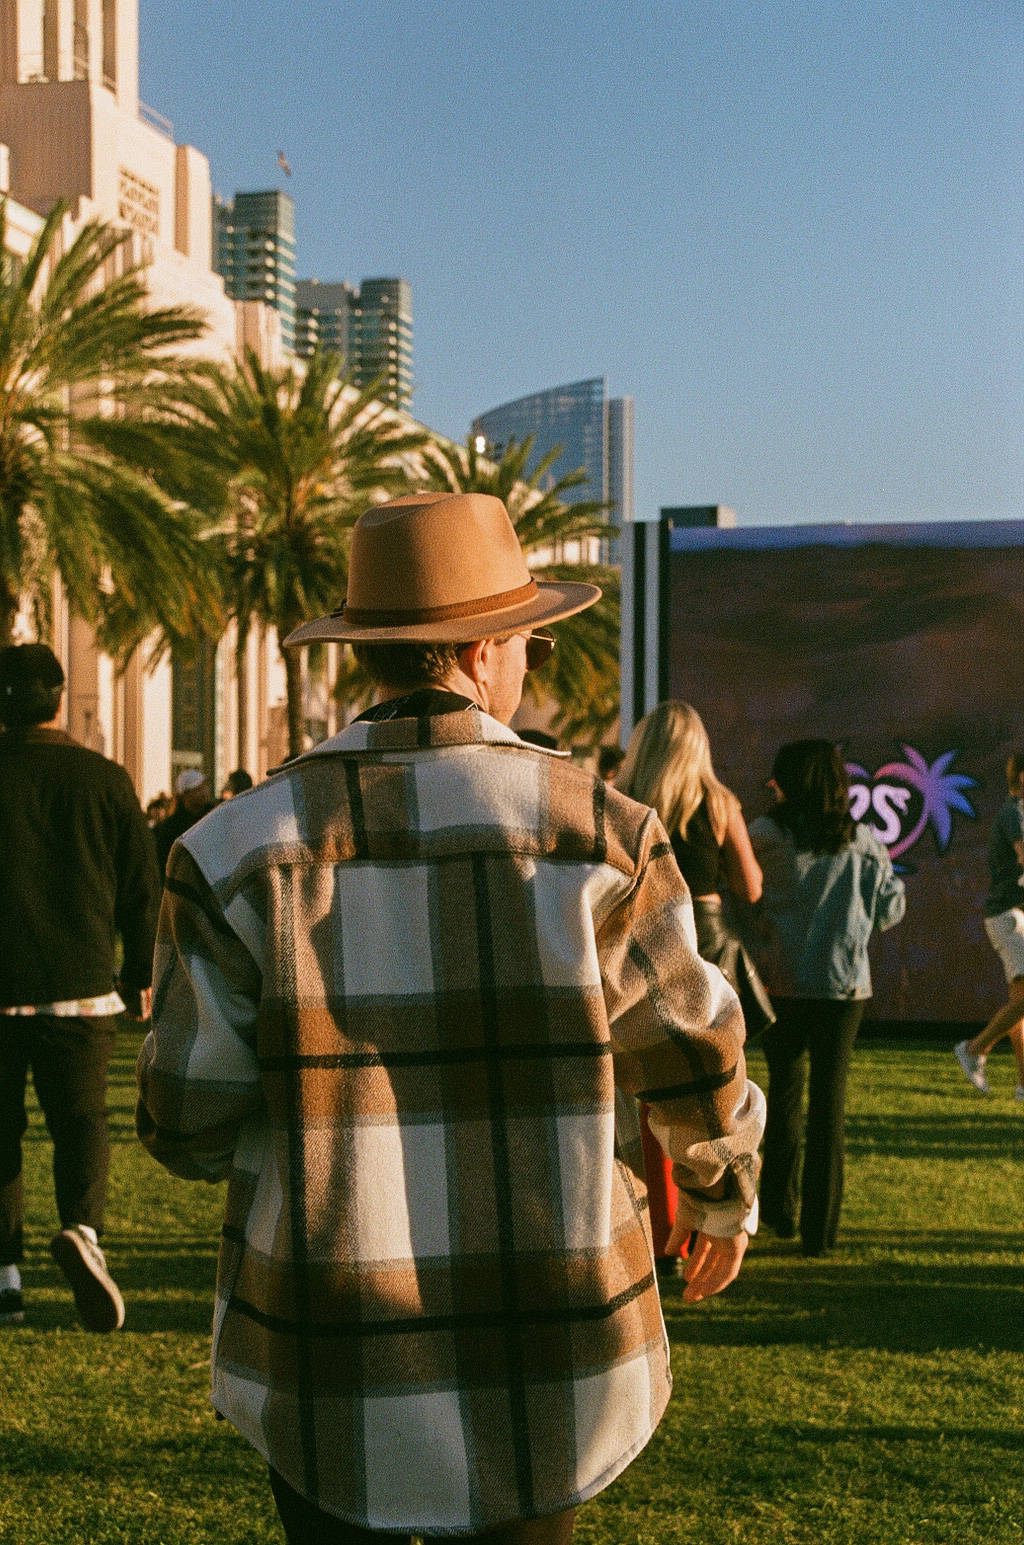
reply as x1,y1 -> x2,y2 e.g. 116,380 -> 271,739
675,1191 -> 759,1239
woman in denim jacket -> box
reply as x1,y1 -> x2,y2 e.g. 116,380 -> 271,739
748,740 -> 905,1256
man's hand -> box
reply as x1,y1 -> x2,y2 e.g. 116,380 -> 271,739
120,985 -> 153,1022
666,1214 -> 748,1303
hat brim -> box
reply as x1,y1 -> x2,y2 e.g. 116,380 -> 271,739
283,580 -> 602,648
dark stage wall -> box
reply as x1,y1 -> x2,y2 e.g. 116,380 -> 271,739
625,521 -> 1024,1023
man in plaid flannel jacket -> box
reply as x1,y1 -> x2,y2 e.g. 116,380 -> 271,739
137,493 -> 765,1544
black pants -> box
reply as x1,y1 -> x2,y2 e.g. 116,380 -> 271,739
0,1015 -> 116,1266
269,1469 -> 575,1545
759,997 -> 865,1256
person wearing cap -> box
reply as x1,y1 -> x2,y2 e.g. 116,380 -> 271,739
221,768 -> 255,800
137,493 -> 765,1544
0,643 -> 161,1332
152,768 -> 217,878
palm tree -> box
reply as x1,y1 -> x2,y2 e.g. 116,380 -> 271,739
175,348 -> 429,759
0,198 -> 217,651
420,434 -> 620,745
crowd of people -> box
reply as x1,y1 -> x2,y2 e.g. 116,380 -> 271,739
0,489 -> 1019,1544
615,707 -> 906,1262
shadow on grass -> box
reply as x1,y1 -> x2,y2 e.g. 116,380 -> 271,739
663,1232 -> 1024,1354
17,1116 -> 146,1146
0,1425 -> 255,1480
757,1422 -> 1024,1452
17,1231 -> 219,1333
13,1292 -> 216,1336
846,1111 -> 1024,1159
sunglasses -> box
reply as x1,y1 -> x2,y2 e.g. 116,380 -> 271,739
457,630 -> 555,671
524,629 -> 555,671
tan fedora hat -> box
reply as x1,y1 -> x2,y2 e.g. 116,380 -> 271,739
284,492 -> 601,646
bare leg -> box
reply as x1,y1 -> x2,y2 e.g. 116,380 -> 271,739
1009,1022 -> 1024,1088
967,978 -> 1024,1058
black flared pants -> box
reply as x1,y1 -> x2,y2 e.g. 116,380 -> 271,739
0,1014 -> 116,1265
759,997 -> 865,1256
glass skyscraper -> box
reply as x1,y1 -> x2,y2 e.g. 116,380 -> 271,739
348,277 -> 413,410
214,189 -> 297,353
294,275 -> 413,410
294,279 -> 354,365
472,378 -> 634,559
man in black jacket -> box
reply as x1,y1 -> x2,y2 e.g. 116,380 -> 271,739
152,767 -> 217,878
0,645 -> 161,1331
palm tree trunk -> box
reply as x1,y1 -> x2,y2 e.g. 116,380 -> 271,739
235,634 -> 249,772
283,645 -> 305,760
0,575 -> 19,647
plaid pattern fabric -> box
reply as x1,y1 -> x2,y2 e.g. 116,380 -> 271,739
137,708 -> 764,1535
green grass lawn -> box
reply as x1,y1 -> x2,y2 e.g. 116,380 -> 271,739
1,1035 -> 1021,1543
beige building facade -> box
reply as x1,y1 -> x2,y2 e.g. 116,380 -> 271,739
3,2 -> 544,795
1,0 -> 290,801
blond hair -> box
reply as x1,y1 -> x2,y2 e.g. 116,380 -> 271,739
615,701 -> 735,843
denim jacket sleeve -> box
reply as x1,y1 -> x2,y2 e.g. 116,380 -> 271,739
871,833 -> 907,934
747,818 -> 905,999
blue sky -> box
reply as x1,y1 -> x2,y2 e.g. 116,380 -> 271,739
141,0 -> 1022,526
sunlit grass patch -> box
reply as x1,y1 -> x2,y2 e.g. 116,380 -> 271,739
1,1033 -> 1020,1543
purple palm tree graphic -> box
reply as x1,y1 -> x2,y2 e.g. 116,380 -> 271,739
870,746 -> 978,858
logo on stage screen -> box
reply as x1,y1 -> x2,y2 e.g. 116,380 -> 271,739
846,746 -> 978,864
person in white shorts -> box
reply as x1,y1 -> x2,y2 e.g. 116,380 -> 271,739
955,754 -> 1024,1100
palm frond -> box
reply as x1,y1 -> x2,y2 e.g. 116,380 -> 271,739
527,565 -> 620,746
191,349 -> 429,754
0,206 -> 217,647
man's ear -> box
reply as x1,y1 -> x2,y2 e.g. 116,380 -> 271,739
456,639 -> 488,685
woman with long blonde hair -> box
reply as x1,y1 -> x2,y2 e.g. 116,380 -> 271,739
617,704 -> 771,1007
618,702 -> 743,858
617,702 -> 773,1272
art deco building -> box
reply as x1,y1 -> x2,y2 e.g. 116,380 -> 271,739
472,378 -> 634,561
0,0 -> 235,348
0,0 -> 291,798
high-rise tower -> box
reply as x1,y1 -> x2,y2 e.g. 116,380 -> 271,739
472,378 -> 634,560
294,278 -> 353,365
348,277 -> 413,410
214,190 -> 297,354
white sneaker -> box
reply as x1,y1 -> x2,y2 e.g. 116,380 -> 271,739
954,1040 -> 989,1093
1014,1086 -> 1024,1103
50,1226 -> 125,1332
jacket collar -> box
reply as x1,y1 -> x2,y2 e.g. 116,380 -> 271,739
354,687 -> 477,723
0,726 -> 78,747
300,704 -> 566,759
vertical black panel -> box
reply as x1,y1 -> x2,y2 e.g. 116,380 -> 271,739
171,640 -> 216,783
632,521 -> 646,723
657,515 -> 672,706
